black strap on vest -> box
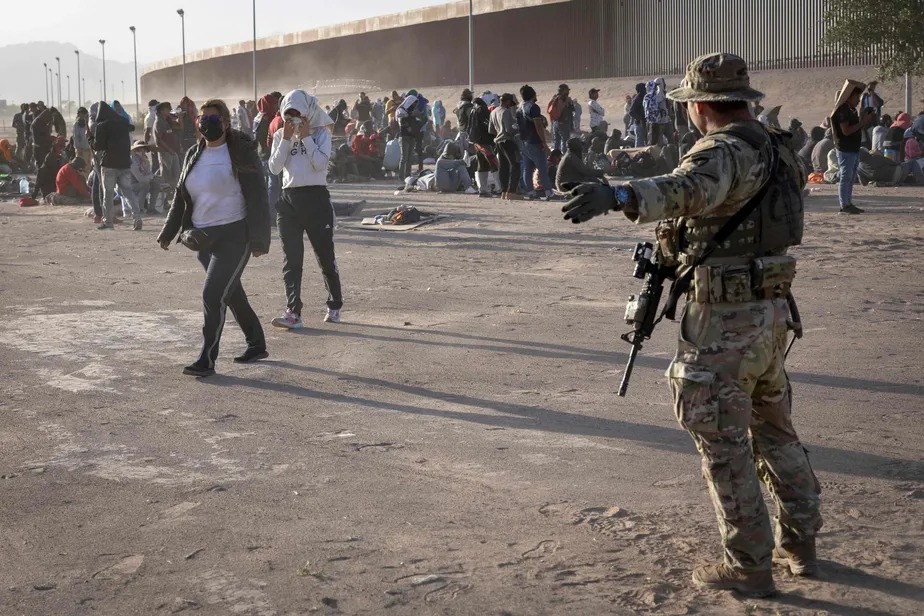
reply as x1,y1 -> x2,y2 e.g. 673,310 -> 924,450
660,127 -> 780,321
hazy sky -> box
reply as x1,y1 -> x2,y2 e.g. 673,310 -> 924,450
12,0 -> 451,66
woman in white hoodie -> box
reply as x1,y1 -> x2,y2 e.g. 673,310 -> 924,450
267,90 -> 343,329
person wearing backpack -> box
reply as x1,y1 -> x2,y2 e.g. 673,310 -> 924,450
548,84 -> 575,152
396,94 -> 426,185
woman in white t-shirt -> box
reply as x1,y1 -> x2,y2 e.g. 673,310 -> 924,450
157,99 -> 271,377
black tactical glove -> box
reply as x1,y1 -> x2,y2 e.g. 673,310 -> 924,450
561,183 -> 618,224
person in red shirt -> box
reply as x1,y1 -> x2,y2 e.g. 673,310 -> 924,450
351,121 -> 383,178
54,157 -> 91,203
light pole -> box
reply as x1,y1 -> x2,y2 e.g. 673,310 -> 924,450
121,80 -> 125,102
99,80 -> 103,100
74,50 -> 82,108
82,78 -> 86,106
66,75 -> 71,116
48,68 -> 54,106
468,0 -> 474,93
130,26 -> 140,120
99,39 -> 107,102
177,9 -> 187,97
43,62 -> 49,103
56,57 -> 62,109
252,0 -> 257,103
906,73 -> 912,114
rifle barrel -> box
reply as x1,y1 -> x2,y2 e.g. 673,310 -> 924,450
618,342 -> 641,397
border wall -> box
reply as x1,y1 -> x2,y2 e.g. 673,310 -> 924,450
141,0 -> 878,102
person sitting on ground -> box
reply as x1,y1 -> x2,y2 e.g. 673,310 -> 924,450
871,114 -> 891,153
438,120 -> 454,141
351,121 -> 383,178
33,151 -> 62,200
788,118 -> 807,151
51,157 -> 91,204
797,126 -> 825,175
556,137 -> 607,192
605,128 -> 625,154
884,113 -> 912,161
0,139 -> 30,173
858,147 -> 924,185
583,133 -> 613,170
905,128 -> 923,161
823,147 -> 840,184
435,141 -> 476,194
811,128 -> 835,173
329,142 -> 360,183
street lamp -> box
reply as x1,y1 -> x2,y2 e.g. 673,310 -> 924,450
74,50 -> 82,107
468,0 -> 474,92
177,9 -> 187,97
130,26 -> 140,121
252,0 -> 257,103
66,75 -> 71,117
56,57 -> 62,110
82,78 -> 86,106
48,68 -> 54,106
121,80 -> 125,102
43,62 -> 49,103
99,39 -> 107,102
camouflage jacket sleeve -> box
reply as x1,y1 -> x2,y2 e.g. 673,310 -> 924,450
622,129 -> 771,224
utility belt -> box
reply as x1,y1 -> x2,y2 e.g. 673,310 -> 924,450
687,255 -> 796,304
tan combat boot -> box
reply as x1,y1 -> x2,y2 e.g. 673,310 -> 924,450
691,563 -> 776,598
773,537 -> 817,577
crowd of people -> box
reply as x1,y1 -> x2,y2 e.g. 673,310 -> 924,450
6,81 -> 922,221
796,80 -> 924,213
1,77 -> 923,373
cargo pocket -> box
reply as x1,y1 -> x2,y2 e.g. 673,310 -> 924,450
669,362 -> 720,433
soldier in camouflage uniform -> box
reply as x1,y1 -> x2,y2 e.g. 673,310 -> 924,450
562,53 -> 822,597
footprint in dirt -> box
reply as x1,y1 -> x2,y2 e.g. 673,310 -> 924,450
570,506 -> 635,536
521,539 -> 558,560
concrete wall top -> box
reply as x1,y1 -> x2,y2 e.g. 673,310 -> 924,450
141,0 -> 570,75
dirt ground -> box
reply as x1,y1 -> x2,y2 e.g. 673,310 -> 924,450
0,178 -> 922,616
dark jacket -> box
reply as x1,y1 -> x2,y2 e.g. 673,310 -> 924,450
158,130 -> 271,254
31,108 -> 56,146
629,83 -> 646,123
455,100 -> 474,133
92,102 -> 134,169
468,99 -> 493,147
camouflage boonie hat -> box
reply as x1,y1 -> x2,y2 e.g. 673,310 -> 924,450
667,53 -> 764,103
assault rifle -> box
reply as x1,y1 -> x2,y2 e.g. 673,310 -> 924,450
617,242 -> 678,397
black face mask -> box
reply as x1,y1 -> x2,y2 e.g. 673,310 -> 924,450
198,117 -> 225,142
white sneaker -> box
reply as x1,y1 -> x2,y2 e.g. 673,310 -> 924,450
324,308 -> 341,324
271,308 -> 304,329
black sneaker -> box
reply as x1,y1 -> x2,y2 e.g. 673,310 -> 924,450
839,204 -> 863,215
183,362 -> 215,377
233,348 -> 269,363
848,203 -> 865,213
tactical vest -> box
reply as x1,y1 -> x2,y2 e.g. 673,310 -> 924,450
661,122 -> 804,266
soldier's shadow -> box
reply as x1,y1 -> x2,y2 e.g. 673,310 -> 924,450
771,560 -> 923,615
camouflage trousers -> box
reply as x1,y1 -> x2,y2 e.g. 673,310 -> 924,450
669,298 -> 822,572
